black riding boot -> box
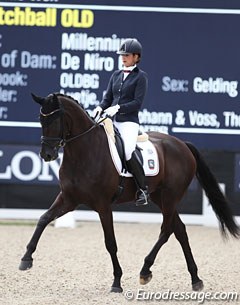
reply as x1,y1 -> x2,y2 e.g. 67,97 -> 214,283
126,153 -> 150,206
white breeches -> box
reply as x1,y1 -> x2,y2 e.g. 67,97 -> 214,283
113,121 -> 139,161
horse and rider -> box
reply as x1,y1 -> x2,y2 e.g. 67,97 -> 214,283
19,39 -> 240,293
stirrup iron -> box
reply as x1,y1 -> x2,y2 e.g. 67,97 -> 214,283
135,189 -> 149,206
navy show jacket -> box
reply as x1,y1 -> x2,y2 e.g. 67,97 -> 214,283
100,66 -> 148,124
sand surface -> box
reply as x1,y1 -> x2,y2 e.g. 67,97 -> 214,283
0,221 -> 239,305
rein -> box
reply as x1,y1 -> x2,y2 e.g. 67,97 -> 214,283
64,115 -> 108,144
64,123 -> 98,145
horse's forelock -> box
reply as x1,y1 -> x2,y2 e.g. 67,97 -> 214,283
39,97 -> 61,127
41,93 -> 60,114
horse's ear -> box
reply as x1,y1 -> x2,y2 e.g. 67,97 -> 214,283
52,93 -> 59,104
31,93 -> 44,105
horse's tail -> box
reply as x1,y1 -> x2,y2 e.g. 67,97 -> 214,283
185,141 -> 240,238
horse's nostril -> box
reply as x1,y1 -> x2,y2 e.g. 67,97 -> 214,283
46,154 -> 52,161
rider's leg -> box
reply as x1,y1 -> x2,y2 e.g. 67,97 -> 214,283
114,121 -> 149,206
126,152 -> 149,206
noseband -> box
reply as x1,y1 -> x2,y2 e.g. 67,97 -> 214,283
40,102 -> 97,149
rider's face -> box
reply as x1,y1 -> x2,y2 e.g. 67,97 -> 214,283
121,54 -> 139,67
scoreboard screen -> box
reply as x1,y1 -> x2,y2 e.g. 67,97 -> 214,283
0,0 -> 240,150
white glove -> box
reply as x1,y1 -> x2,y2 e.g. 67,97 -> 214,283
104,105 -> 120,117
92,106 -> 102,121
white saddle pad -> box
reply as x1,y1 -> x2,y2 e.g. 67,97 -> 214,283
104,128 -> 159,177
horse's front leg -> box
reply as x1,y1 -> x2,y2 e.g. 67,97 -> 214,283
19,192 -> 73,270
99,208 -> 123,293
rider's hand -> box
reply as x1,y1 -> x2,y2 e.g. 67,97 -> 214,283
104,105 -> 120,117
92,106 -> 103,121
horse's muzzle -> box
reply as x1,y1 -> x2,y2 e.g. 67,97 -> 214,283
40,147 -> 58,162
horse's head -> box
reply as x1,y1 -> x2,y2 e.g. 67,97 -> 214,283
32,93 -> 65,162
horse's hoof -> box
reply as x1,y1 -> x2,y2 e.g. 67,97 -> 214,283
140,272 -> 152,285
110,286 -> 123,293
19,260 -> 33,271
192,280 -> 204,291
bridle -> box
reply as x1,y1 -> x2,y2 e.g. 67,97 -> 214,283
40,102 -> 98,150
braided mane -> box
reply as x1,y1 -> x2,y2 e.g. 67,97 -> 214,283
56,92 -> 83,107
55,92 -> 94,121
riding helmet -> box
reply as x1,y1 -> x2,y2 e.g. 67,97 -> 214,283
117,38 -> 142,56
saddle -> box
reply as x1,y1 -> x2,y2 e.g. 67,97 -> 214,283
103,118 -> 149,143
102,118 -> 160,179
103,118 -> 146,171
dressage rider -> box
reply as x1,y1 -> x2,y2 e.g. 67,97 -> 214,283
93,38 -> 150,206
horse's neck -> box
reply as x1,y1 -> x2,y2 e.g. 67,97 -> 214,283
63,126 -> 105,167
63,99 -> 93,134
62,99 -> 102,157
72,110 -> 93,134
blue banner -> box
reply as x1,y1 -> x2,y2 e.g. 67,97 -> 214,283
0,144 -> 62,184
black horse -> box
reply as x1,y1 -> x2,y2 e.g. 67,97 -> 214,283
19,93 -> 239,292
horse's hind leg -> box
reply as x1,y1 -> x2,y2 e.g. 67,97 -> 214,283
173,213 -> 203,291
19,193 -> 73,270
99,207 -> 123,293
139,211 -> 174,285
